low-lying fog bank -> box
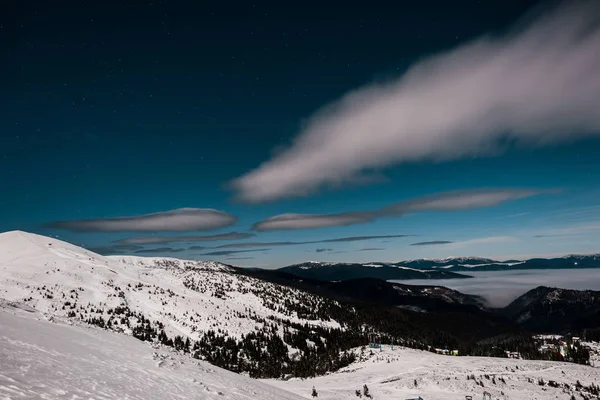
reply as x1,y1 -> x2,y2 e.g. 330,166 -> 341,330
391,268 -> 600,307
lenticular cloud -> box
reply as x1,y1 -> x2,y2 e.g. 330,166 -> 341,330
46,208 -> 237,232
231,1 -> 600,202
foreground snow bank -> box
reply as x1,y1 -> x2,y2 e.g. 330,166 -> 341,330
0,301 -> 302,400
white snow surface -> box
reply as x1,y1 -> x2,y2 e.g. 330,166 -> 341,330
0,301 -> 303,400
267,345 -> 600,400
2,231 -> 600,399
0,230 -> 340,343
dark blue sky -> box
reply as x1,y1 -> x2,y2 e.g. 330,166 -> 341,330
2,0 -> 600,267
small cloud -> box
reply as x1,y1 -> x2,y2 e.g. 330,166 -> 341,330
316,248 -> 333,253
448,236 -> 516,247
323,234 -> 411,243
411,240 -> 454,246
253,212 -> 374,231
135,247 -> 175,254
189,245 -> 207,250
200,249 -> 270,256
214,241 -> 299,249
45,208 -> 237,232
115,232 -> 255,245
358,247 -> 385,251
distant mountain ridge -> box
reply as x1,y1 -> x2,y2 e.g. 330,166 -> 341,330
277,261 -> 472,281
275,255 -> 600,281
398,254 -> 600,272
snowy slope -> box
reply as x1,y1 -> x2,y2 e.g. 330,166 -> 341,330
2,301 -> 599,400
0,231 -> 341,366
0,301 -> 302,400
2,231 -> 600,399
267,345 -> 600,400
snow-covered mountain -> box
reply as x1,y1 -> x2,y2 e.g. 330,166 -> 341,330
503,286 -> 600,333
278,261 -> 472,281
276,255 -> 600,280
0,230 -> 354,377
390,254 -> 600,272
0,230 -> 513,381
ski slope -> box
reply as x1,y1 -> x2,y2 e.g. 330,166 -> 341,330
0,301 -> 302,400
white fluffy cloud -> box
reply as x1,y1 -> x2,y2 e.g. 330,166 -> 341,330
47,208 -> 237,232
231,1 -> 600,202
114,232 -> 254,245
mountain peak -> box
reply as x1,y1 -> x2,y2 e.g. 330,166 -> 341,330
0,229 -> 101,265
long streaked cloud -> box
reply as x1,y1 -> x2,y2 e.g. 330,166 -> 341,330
46,208 -> 237,232
231,1 -> 600,202
213,234 -> 411,249
134,247 -> 186,254
358,247 -> 385,251
323,234 -> 412,243
200,249 -> 270,256
114,232 -> 255,245
406,236 -> 515,250
532,221 -> 600,238
386,189 -> 550,213
253,188 -> 552,231
88,244 -> 143,255
411,241 -> 454,246
448,236 -> 516,247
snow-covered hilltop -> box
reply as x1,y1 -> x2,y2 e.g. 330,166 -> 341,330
0,230 -> 351,377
